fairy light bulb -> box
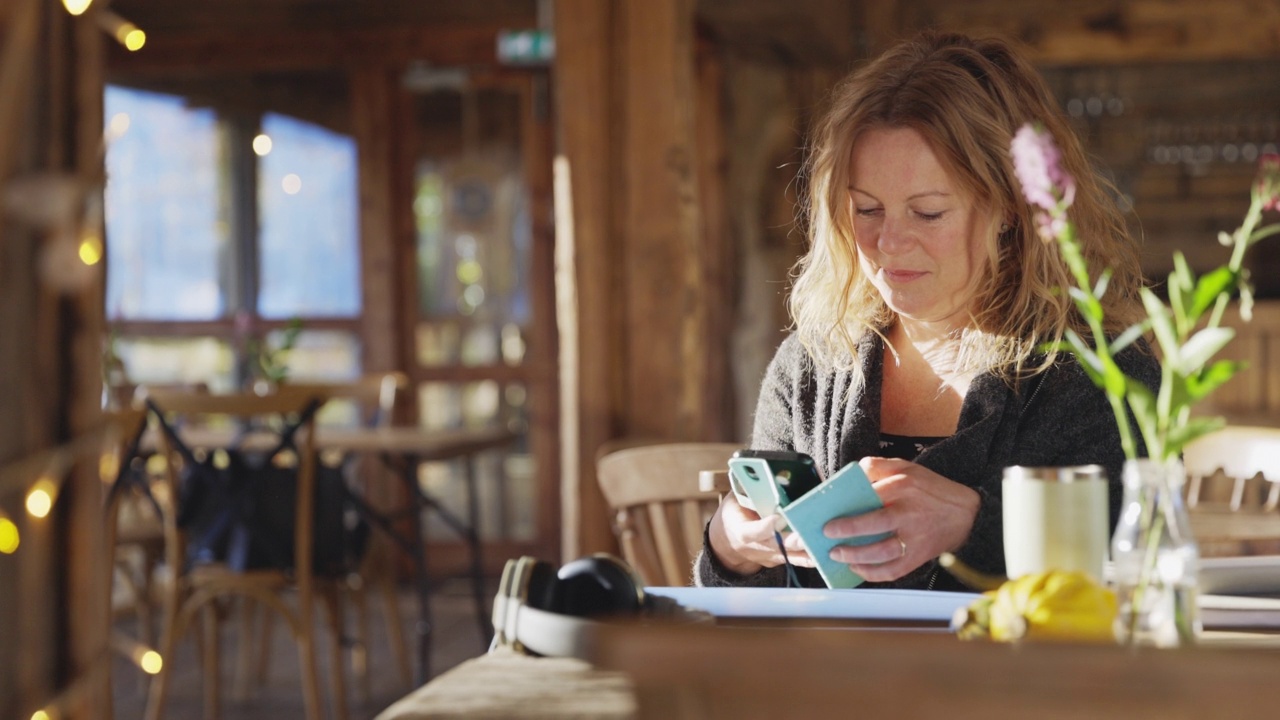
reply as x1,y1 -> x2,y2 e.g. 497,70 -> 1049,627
25,478 -> 57,518
62,0 -> 93,15
119,25 -> 146,51
0,516 -> 19,554
140,651 -> 163,674
78,232 -> 103,265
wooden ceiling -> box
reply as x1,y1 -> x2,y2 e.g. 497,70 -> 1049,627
108,0 -> 1280,73
101,0 -> 1280,159
697,0 -> 1280,65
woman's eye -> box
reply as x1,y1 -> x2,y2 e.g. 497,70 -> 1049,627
915,210 -> 944,221
855,207 -> 882,218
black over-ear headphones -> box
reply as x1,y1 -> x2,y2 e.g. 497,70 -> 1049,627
492,553 -> 683,658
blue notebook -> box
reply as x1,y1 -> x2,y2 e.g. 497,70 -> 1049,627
779,462 -> 893,588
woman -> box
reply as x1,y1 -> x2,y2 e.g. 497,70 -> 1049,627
696,30 -> 1159,591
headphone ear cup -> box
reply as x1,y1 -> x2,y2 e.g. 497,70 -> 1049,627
553,553 -> 645,617
521,558 -> 561,612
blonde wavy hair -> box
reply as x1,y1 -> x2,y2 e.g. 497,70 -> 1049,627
790,31 -> 1144,380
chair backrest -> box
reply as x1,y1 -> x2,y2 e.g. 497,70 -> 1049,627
102,407 -> 153,545
285,371 -> 408,428
596,442 -> 741,586
1183,425 -> 1280,512
143,386 -> 328,582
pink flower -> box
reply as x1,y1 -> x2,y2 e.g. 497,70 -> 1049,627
1034,213 -> 1068,242
1258,153 -> 1280,212
1011,124 -> 1076,212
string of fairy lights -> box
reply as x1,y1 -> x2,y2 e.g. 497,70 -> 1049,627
0,4 -> 158,718
61,0 -> 147,52
0,418 -> 165,720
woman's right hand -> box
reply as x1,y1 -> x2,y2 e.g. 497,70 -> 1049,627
707,493 -> 814,576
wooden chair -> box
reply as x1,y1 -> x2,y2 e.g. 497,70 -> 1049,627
1183,425 -> 1280,556
262,373 -> 413,698
102,407 -> 159,706
142,386 -> 346,720
596,442 -> 741,586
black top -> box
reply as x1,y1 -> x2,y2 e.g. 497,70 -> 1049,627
877,433 -> 946,461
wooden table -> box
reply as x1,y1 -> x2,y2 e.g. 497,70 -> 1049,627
138,423 -> 517,684
320,426 -> 517,683
374,585 -> 1280,719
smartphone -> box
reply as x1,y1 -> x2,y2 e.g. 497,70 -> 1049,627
727,449 -> 823,518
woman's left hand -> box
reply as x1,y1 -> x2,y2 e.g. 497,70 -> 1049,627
823,456 -> 980,582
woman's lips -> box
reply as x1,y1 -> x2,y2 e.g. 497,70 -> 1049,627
882,268 -> 927,282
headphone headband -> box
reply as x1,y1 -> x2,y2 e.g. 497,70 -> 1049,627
491,554 -> 705,659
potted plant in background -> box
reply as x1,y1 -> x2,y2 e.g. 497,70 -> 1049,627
1012,125 -> 1280,646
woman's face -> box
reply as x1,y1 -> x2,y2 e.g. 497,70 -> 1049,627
848,126 -> 990,329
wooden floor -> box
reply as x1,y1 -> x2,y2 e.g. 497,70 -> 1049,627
111,577 -> 496,720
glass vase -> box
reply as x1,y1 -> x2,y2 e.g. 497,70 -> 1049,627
1110,458 -> 1202,647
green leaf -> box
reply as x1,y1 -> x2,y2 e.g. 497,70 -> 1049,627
1093,269 -> 1112,300
1037,339 -> 1068,355
1189,266 -> 1237,320
1169,253 -> 1193,332
1067,287 -> 1102,323
1172,252 -> 1193,291
1163,376 -> 1193,422
1098,353 -> 1129,400
1109,322 -> 1149,355
1140,288 -> 1179,357
1063,329 -> 1105,387
1124,379 -> 1159,449
1175,326 -> 1235,376
1186,359 -> 1244,401
1165,416 -> 1228,457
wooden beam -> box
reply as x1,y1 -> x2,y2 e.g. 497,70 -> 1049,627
108,24 -> 513,77
553,0 -> 617,560
909,0 -> 1280,65
111,0 -> 538,32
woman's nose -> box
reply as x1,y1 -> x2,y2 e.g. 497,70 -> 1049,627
878,216 -> 912,254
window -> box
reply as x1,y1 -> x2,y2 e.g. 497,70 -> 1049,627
103,80 -> 361,391
104,86 -> 224,321
258,112 -> 361,319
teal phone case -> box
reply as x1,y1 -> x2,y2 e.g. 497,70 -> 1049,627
726,456 -> 784,518
780,462 -> 891,589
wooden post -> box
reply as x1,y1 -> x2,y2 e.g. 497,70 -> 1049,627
554,0 -> 711,559
553,0 -> 618,560
1,1 -> 108,717
351,63 -> 404,379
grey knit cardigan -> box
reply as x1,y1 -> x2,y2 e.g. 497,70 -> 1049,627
694,332 -> 1160,591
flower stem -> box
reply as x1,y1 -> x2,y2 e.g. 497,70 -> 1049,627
1056,222 -> 1138,460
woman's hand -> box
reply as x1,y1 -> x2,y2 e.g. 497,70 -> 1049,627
707,492 -> 813,576
823,456 -> 979,582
